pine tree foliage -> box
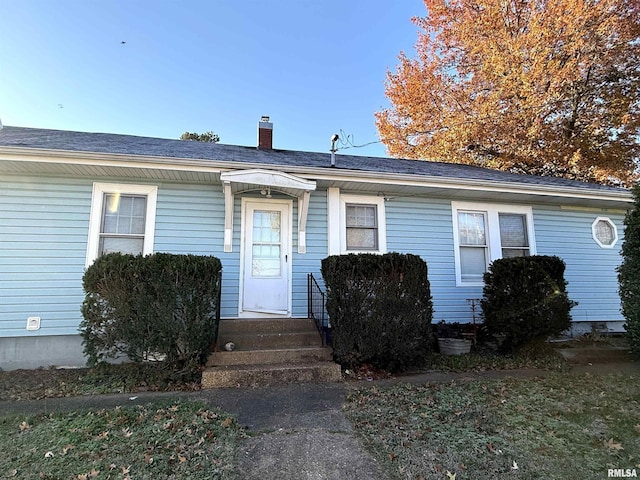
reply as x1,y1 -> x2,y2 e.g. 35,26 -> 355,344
618,184 -> 640,357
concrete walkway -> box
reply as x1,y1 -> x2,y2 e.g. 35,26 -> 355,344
0,381 -> 388,479
1,362 -> 638,479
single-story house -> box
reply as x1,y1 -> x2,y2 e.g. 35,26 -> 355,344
0,119 -> 632,369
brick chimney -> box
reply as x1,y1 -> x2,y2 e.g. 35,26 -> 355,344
258,116 -> 273,149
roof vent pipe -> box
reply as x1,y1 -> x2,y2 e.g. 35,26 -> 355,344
330,134 -> 339,167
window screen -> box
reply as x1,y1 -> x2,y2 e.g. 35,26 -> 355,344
99,193 -> 147,255
346,204 -> 378,250
499,213 -> 530,258
593,219 -> 616,246
458,211 -> 488,282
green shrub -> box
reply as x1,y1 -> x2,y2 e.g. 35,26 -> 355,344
618,183 -> 640,358
80,253 -> 222,366
480,255 -> 576,352
321,252 -> 433,371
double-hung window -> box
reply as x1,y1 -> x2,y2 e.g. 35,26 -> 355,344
452,202 -> 534,285
86,183 -> 158,266
457,211 -> 489,283
345,204 -> 379,251
328,191 -> 386,255
100,193 -> 147,255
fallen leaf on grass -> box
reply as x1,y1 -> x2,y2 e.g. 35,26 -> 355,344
89,468 -> 99,477
221,417 -> 234,428
485,442 -> 503,454
121,465 -> 131,474
44,451 -> 54,458
605,438 -> 624,450
178,454 -> 187,463
446,471 -> 456,480
144,453 -> 153,464
19,421 -> 30,431
512,461 -> 519,470
8,469 -> 17,477
634,424 -> 640,433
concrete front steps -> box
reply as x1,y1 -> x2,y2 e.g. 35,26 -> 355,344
201,318 -> 342,388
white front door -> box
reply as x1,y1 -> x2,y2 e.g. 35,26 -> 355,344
241,199 -> 291,315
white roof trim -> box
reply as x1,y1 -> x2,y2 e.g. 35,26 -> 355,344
220,169 -> 316,254
0,147 -> 630,205
220,169 -> 316,193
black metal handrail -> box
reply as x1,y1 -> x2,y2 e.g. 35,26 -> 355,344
307,273 -> 329,346
213,270 -> 223,346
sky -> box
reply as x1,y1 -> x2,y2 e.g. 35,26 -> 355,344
0,1 -> 426,158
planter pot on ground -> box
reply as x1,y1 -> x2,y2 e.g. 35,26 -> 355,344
438,337 -> 472,356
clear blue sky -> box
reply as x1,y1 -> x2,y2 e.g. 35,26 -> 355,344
0,1 -> 425,157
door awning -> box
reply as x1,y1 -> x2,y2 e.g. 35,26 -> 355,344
220,169 -> 316,253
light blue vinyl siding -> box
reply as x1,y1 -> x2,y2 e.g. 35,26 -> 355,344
0,173 -> 627,340
385,197 -> 481,324
382,197 -> 625,325
152,182 -> 238,318
156,186 -> 327,318
0,176 -> 92,337
533,206 -> 625,323
292,190 -> 327,316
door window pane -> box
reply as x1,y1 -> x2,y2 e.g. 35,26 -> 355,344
346,204 -> 378,250
251,210 -> 282,277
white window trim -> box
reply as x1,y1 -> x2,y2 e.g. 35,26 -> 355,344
338,194 -> 387,254
451,201 -> 536,286
592,216 -> 618,248
327,189 -> 388,255
86,182 -> 158,267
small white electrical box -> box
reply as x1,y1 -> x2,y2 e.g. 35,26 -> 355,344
26,316 -> 41,331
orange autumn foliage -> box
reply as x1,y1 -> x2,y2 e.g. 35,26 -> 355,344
376,0 -> 640,185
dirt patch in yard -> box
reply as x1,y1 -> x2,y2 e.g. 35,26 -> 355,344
0,363 -> 201,401
551,334 -> 633,364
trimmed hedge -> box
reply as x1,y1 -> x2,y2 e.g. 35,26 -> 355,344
321,252 -> 433,371
618,183 -> 640,358
80,253 -> 222,366
481,255 -> 576,352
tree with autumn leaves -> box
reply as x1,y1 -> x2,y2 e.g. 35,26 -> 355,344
376,0 -> 640,185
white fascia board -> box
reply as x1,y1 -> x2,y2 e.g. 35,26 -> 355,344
305,171 -> 633,204
1,147 -> 631,204
0,147 -> 223,174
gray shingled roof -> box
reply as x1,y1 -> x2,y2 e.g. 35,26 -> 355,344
0,126 -> 626,193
